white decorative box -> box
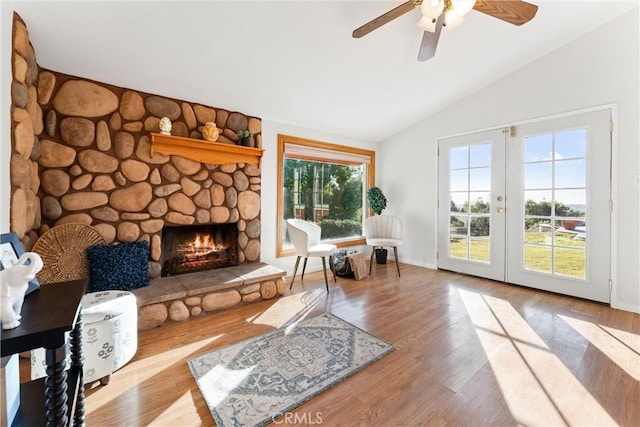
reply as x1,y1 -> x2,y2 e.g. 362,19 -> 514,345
1,354 -> 20,427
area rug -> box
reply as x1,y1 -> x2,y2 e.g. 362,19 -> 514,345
188,312 -> 395,426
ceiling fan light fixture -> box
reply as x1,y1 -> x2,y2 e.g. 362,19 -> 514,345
420,0 -> 444,19
416,16 -> 437,32
443,10 -> 465,30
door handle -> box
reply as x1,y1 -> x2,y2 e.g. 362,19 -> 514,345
496,207 -> 505,213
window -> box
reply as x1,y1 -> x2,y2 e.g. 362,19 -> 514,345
277,134 -> 375,257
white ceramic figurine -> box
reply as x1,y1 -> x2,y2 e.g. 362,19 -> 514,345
159,117 -> 172,135
0,252 -> 43,330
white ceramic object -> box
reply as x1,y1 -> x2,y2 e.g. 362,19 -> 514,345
159,117 -> 172,135
0,252 -> 43,329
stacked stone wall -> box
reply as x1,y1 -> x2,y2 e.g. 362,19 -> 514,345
10,14 -> 263,277
10,13 -> 42,247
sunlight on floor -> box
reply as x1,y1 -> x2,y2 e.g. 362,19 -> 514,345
601,324 -> 640,353
199,365 -> 255,406
85,335 -> 223,414
559,315 -> 640,381
458,289 -> 617,426
147,390 -> 200,427
248,288 -> 325,329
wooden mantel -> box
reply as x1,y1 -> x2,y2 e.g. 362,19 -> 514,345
150,133 -> 264,165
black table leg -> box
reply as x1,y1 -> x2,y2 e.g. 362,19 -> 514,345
45,345 -> 68,426
70,311 -> 85,427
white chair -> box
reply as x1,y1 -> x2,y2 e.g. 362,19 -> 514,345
365,215 -> 403,277
287,219 -> 337,292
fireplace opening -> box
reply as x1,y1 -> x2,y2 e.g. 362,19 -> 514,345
161,224 -> 239,277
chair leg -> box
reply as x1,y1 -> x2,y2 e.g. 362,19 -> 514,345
329,255 -> 337,282
289,256 -> 301,290
393,246 -> 401,277
99,374 -> 111,386
321,257 -> 330,293
369,247 -> 376,275
301,258 -> 309,280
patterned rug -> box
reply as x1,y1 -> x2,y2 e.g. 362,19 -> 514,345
188,313 -> 395,426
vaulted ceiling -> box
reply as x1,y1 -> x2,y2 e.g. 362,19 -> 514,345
7,1 -> 637,142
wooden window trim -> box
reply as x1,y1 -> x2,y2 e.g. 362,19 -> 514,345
276,134 -> 375,258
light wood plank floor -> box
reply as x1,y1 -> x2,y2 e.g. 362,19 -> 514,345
23,263 -> 640,426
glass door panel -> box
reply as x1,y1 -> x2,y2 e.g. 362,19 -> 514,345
438,129 -> 506,281
520,129 -> 587,278
507,109 -> 611,302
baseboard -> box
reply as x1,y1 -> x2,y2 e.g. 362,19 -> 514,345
395,259 -> 437,270
611,301 -> 640,314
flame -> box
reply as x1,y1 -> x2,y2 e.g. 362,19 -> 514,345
193,233 -> 213,249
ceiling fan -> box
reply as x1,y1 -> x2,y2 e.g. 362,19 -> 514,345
352,0 -> 538,62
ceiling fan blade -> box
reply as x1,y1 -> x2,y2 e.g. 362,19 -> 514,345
473,0 -> 538,26
417,13 -> 444,62
352,0 -> 418,38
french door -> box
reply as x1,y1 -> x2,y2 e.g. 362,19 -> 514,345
438,110 -> 611,303
437,129 -> 507,281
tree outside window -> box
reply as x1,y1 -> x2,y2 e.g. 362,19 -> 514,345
277,135 -> 375,256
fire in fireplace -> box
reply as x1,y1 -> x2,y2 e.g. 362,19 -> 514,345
161,224 -> 239,276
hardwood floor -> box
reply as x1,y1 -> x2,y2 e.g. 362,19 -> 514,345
24,263 -> 640,426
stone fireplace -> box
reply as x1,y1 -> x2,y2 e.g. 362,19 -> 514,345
8,13 -> 287,330
11,46 -> 265,277
161,223 -> 239,276
8,14 -> 265,267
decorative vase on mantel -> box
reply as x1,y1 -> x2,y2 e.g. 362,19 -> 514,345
202,122 -> 219,142
240,137 -> 251,147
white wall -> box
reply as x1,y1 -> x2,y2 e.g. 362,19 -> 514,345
260,120 -> 377,275
379,8 -> 640,312
1,7 -> 12,233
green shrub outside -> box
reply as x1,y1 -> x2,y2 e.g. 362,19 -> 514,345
320,219 -> 362,239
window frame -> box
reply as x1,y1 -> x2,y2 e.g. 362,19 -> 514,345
277,134 -> 375,258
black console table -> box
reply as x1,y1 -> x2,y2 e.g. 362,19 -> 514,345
1,279 -> 86,426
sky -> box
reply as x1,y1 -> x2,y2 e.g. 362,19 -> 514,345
448,128 -> 588,211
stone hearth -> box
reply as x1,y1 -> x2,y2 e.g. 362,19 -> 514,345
133,263 -> 286,330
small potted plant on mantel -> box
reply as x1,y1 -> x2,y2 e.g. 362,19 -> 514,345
237,130 -> 252,147
367,186 -> 389,264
